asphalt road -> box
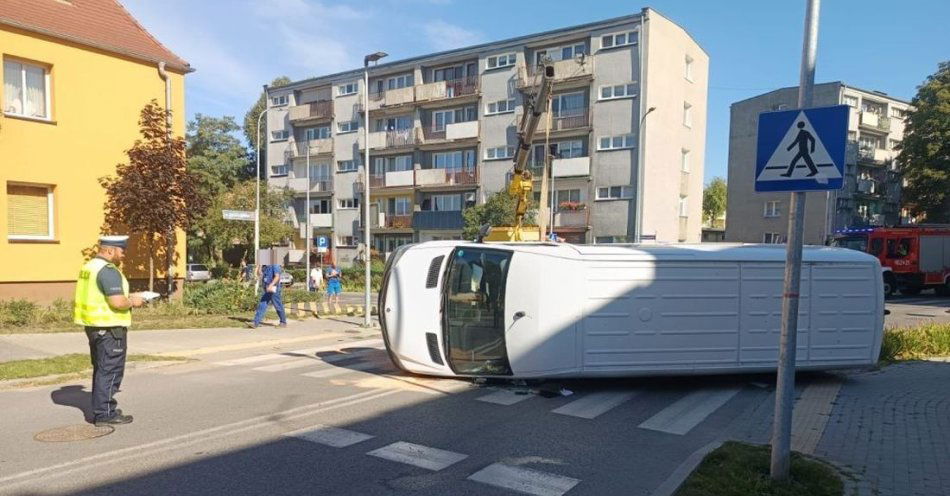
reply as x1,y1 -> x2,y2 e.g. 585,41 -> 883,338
2,329 -> 783,496
884,293 -> 950,328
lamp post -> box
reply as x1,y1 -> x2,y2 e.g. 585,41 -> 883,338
255,100 -> 267,293
634,106 -> 657,243
363,51 -> 387,328
306,138 -> 311,293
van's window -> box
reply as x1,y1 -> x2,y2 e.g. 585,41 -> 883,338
869,238 -> 883,256
443,248 -> 512,375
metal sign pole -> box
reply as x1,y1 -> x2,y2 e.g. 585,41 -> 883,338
306,139 -> 311,292
771,0 -> 820,480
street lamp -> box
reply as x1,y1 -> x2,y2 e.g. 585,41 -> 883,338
363,51 -> 387,328
255,93 -> 267,293
634,106 -> 657,243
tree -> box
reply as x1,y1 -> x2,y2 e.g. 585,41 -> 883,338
195,181 -> 294,264
243,76 -> 292,178
896,61 -> 950,223
462,190 -> 536,239
100,100 -> 206,293
702,177 -> 728,226
187,114 -> 251,196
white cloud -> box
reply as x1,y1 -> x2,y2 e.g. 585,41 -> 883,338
423,20 -> 484,51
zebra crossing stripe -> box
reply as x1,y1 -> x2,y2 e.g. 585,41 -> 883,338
551,391 -> 638,419
477,390 -> 534,406
253,349 -> 382,372
213,353 -> 285,367
284,425 -> 374,448
638,387 -> 741,435
367,442 -> 468,471
467,463 -> 580,496
300,360 -> 382,379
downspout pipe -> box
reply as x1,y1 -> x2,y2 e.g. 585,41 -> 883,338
158,61 -> 174,295
157,62 -> 172,139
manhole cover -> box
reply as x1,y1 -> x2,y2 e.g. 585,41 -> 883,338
34,424 -> 114,442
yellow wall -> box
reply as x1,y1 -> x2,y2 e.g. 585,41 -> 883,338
0,25 -> 188,297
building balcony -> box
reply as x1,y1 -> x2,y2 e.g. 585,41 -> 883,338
420,121 -> 479,144
288,177 -> 334,193
359,128 -> 420,150
288,101 -> 333,124
415,76 -> 479,103
368,86 -> 416,111
309,213 -> 333,228
535,109 -> 590,134
369,170 -> 415,189
517,58 -> 595,89
415,167 -> 477,188
856,178 -> 878,194
859,111 -> 891,132
286,138 -> 333,159
553,208 -> 589,228
412,210 -> 464,231
857,147 -> 893,166
372,213 -> 413,229
551,156 -> 590,177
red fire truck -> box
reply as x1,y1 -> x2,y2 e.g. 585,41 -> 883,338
831,226 -> 950,297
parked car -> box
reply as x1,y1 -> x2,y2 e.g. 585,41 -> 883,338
186,264 -> 211,282
279,270 -> 294,287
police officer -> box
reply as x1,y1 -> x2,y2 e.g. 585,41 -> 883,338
74,235 -> 146,426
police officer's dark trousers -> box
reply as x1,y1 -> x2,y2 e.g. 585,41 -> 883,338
86,327 -> 127,422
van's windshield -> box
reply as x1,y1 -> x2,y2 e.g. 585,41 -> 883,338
443,248 -> 512,375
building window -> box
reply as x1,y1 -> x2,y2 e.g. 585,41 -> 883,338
308,163 -> 332,181
763,232 -> 782,244
432,150 -> 475,169
596,185 -> 633,200
683,102 -> 693,128
3,60 -> 50,119
598,83 -> 637,101
889,107 -> 906,119
556,189 -> 581,208
763,200 -> 781,218
432,106 -> 476,131
534,42 -> 587,64
386,73 -> 414,90
678,197 -> 688,217
486,53 -> 516,70
889,139 -> 901,150
486,99 -> 516,115
597,134 -> 636,151
271,164 -> 289,176
338,235 -> 356,247
843,95 -> 858,108
425,194 -> 462,211
271,95 -> 289,106
485,146 -> 515,160
595,236 -> 629,244
337,121 -> 358,133
685,55 -> 694,82
338,198 -> 360,209
305,126 -> 331,140
7,183 -> 54,240
337,82 -> 358,96
681,149 -> 690,172
309,198 -> 332,214
374,115 -> 413,132
270,130 -> 289,141
600,31 -> 638,50
337,160 -> 358,173
859,134 -> 883,150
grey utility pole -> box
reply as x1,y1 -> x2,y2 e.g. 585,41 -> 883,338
363,51 -> 387,327
771,0 -> 820,480
255,99 -> 267,294
305,138 -> 311,293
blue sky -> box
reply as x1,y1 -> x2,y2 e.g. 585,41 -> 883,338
124,0 -> 949,183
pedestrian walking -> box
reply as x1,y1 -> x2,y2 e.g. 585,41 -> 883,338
310,265 -> 323,292
251,264 -> 287,328
325,263 -> 342,306
73,235 -> 147,426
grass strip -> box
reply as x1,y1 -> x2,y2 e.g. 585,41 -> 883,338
879,322 -> 950,362
0,353 -> 187,381
675,441 -> 842,496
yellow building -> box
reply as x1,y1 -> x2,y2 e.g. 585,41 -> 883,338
1,0 -> 191,302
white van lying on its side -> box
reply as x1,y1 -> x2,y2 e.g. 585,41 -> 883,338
379,242 -> 884,379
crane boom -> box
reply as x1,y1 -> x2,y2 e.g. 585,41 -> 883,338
485,63 -> 556,242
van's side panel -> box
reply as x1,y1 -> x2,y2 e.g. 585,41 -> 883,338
807,263 -> 881,365
738,263 -> 812,366
582,261 -> 741,373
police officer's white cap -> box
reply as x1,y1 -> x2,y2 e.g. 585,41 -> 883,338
99,235 -> 129,249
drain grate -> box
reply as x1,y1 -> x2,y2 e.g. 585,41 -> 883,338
34,424 -> 114,442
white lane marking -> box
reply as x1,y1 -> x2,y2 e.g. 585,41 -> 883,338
467,463 -> 580,496
477,390 -> 534,406
638,387 -> 741,435
367,442 -> 468,471
255,349 -> 384,372
301,360 -> 382,379
284,425 -> 374,448
213,353 -> 284,366
551,391 -> 638,419
0,389 -> 398,489
212,339 -> 383,367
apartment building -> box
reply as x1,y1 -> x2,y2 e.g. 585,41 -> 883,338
265,8 -> 708,265
1,0 -> 190,302
726,82 -> 912,245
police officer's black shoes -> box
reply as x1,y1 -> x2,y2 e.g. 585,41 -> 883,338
95,414 -> 133,426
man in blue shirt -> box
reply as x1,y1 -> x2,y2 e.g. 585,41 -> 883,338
251,264 -> 287,328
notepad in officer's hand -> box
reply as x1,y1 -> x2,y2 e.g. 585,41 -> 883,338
139,291 -> 161,302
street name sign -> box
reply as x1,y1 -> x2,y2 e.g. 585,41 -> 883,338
755,105 -> 848,192
222,210 -> 255,221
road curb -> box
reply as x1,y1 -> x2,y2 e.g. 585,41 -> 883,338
650,439 -> 724,496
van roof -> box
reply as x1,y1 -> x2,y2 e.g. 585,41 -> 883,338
423,241 -> 878,264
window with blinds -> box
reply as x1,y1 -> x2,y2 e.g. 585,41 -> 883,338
7,184 -> 53,239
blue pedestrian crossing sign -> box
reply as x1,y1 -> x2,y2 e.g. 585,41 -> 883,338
315,236 -> 328,253
755,105 -> 848,192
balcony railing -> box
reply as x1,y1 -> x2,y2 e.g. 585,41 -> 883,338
361,129 -> 419,150
518,58 -> 595,88
859,111 -> 891,132
383,214 -> 413,229
416,167 -> 477,187
554,208 -> 589,228
287,138 -> 333,158
421,121 -> 479,142
857,147 -> 893,166
536,109 -> 590,133
415,76 -> 479,102
288,101 -> 333,123
289,177 -> 333,192
368,85 -> 415,110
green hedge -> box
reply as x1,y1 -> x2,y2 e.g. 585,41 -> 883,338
879,323 -> 950,362
0,299 -> 72,327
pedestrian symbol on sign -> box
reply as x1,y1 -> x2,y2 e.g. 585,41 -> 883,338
754,105 -> 847,192
781,122 -> 818,178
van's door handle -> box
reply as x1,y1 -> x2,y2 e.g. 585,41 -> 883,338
513,311 -> 526,321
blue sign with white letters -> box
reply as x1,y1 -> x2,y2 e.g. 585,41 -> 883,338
755,105 -> 848,192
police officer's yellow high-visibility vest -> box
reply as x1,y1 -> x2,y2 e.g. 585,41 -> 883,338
73,258 -> 131,327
